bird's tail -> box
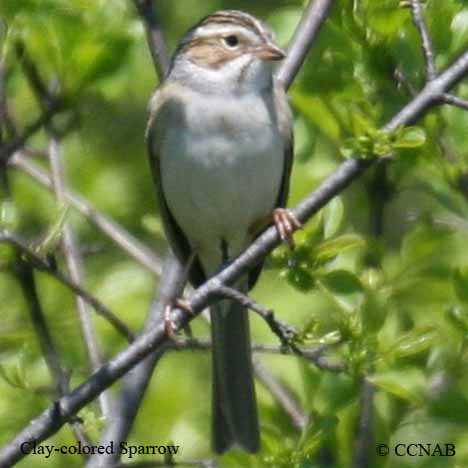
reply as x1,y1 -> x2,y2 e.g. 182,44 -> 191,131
210,280 -> 259,453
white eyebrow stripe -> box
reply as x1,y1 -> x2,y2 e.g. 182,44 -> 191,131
194,24 -> 260,42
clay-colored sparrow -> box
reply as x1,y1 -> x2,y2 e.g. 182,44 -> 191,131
147,10 -> 297,453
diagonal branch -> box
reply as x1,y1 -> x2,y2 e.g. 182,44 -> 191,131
441,93 -> 468,110
3,45 -> 468,464
253,359 -> 308,430
276,0 -> 336,90
9,152 -> 163,275
0,229 -> 135,342
14,257 -> 91,449
408,0 -> 437,80
133,0 -> 170,78
406,0 -> 468,111
0,101 -> 64,163
217,285 -> 299,352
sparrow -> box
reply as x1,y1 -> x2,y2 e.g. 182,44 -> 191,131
146,9 -> 298,453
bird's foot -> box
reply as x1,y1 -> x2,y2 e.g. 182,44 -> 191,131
273,208 -> 302,248
164,299 -> 194,339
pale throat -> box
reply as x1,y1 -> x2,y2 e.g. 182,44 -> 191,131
170,53 -> 274,95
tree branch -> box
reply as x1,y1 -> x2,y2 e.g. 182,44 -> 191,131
215,286 -> 346,371
352,379 -> 375,468
441,93 -> 468,110
169,337 -> 344,372
0,101 -> 64,163
408,0 -> 437,80
276,0 -> 336,90
0,229 -> 135,342
48,134 -> 114,418
9,153 -> 163,276
133,0 -> 170,77
217,285 -> 298,349
86,253 -> 186,468
253,359 -> 308,430
406,0 -> 468,113
14,257 -> 91,449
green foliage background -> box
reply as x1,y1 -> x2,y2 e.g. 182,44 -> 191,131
1,0 -> 468,467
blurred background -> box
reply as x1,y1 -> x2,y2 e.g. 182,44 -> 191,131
1,0 -> 468,467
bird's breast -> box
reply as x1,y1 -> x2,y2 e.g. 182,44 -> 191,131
160,91 -> 284,272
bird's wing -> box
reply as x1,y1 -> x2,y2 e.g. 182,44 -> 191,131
146,86 -> 206,286
274,82 -> 294,209
248,83 -> 294,288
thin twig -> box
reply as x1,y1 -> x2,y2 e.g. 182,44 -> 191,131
48,134 -> 113,418
133,0 -> 170,77
0,229 -> 135,342
442,93 -> 468,110
276,0 -> 336,90
409,0 -> 437,80
0,102 -> 64,163
394,67 -> 417,97
253,359 -> 309,430
169,337 -> 345,372
9,152 -> 163,276
352,379 -> 375,468
216,285 -> 345,371
14,258 -> 91,449
217,285 -> 299,351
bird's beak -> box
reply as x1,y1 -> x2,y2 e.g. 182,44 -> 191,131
255,42 -> 286,61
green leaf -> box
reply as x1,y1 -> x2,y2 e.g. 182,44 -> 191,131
315,234 -> 365,263
445,306 -> 468,333
318,270 -> 365,314
34,205 -> 70,256
290,90 -> 341,142
382,327 -> 437,360
322,196 -> 344,239
450,10 -> 468,54
141,214 -> 165,238
393,126 -> 427,149
320,270 -> 363,296
285,267 -> 315,293
299,413 -> 338,453
368,369 -> 425,405
360,289 -> 388,333
0,200 -> 19,230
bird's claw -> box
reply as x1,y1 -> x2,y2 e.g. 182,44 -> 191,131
273,208 -> 302,248
164,299 -> 194,339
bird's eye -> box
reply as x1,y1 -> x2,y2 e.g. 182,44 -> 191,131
223,35 -> 239,48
